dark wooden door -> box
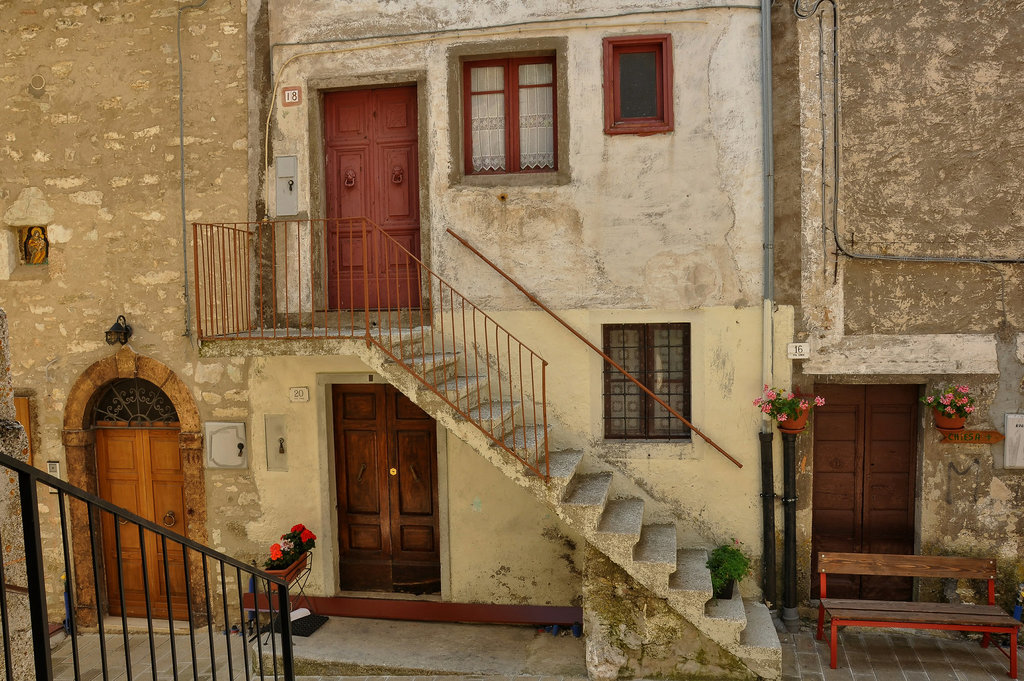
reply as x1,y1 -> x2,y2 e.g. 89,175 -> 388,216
811,385 -> 918,601
333,384 -> 440,593
96,427 -> 189,618
324,86 -> 420,310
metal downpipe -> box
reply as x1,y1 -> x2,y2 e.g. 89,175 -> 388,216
759,0 -> 779,612
759,431 -> 777,608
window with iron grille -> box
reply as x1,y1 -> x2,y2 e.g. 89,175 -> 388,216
463,55 -> 557,174
603,323 -> 691,439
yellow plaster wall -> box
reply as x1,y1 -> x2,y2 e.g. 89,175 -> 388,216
239,353 -> 582,605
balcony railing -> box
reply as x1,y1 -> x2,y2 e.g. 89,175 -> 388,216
0,448 -> 294,680
192,218 -> 549,478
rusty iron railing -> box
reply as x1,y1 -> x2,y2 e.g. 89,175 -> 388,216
192,218 -> 549,477
445,228 -> 742,469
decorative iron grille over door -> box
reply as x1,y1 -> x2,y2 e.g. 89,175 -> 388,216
94,378 -> 178,425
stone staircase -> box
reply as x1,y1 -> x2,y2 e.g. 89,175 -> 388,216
205,318 -> 782,677
344,325 -> 782,679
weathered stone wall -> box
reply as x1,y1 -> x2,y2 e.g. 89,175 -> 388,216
0,0 -> 249,619
0,308 -> 33,680
783,0 -> 1024,609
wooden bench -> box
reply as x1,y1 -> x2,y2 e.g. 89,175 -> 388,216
817,552 -> 1021,679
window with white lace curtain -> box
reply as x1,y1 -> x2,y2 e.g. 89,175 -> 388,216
463,56 -> 556,174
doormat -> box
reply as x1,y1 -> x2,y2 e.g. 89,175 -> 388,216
291,613 -> 328,637
258,613 -> 329,638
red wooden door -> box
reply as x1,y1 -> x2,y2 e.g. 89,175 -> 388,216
96,427 -> 189,618
324,87 -> 420,310
333,384 -> 440,593
811,385 -> 918,600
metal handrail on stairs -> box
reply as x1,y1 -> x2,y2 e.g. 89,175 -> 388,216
192,218 -> 550,478
0,448 -> 295,681
445,228 -> 742,469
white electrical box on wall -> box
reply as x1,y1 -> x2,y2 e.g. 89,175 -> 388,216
275,155 -> 298,217
1004,414 -> 1024,469
205,422 -> 248,469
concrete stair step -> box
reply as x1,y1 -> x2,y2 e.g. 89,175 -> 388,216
547,449 -> 584,480
595,498 -> 644,565
543,449 -> 583,500
561,472 -> 612,528
502,419 -> 546,453
631,524 -> 677,587
596,497 -> 644,535
431,375 -> 488,410
666,548 -> 713,619
738,599 -> 783,679
704,586 -> 746,646
389,351 -> 460,382
467,401 -> 521,434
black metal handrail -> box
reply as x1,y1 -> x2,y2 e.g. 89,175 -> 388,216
0,448 -> 296,681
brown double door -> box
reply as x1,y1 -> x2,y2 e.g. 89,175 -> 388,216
324,86 -> 420,310
333,384 -> 440,593
96,426 -> 189,618
811,385 -> 918,601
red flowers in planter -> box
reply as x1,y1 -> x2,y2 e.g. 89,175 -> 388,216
264,523 -> 317,570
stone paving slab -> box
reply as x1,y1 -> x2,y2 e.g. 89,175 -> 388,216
781,625 -> 1017,681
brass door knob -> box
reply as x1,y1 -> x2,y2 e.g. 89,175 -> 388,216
389,467 -> 397,476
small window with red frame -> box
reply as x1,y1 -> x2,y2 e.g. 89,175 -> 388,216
603,35 -> 673,135
463,56 -> 557,174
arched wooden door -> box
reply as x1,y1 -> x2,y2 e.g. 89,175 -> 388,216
94,379 -> 189,619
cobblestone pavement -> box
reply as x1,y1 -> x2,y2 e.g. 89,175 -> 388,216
782,625 -> 1016,681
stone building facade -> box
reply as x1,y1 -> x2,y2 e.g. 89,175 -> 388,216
2,1 -> 784,677
774,0 -> 1024,610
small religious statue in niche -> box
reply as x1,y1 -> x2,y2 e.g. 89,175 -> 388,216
22,226 -> 48,265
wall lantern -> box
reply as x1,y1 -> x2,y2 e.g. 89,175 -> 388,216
105,315 -> 132,345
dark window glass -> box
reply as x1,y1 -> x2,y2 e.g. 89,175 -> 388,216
618,51 -> 657,118
604,323 -> 691,439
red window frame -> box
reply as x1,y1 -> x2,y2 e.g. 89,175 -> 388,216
602,34 -> 673,135
462,56 -> 558,175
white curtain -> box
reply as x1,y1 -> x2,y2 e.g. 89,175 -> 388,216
518,63 -> 554,169
470,66 -> 506,172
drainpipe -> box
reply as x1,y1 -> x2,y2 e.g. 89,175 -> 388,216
759,0 -> 779,611
759,431 -> 777,608
781,431 -> 799,631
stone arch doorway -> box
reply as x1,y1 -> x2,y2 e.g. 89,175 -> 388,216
62,346 -> 206,625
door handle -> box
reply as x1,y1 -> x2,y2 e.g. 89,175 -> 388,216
357,463 -> 366,482
410,464 -> 421,482
162,511 -> 176,527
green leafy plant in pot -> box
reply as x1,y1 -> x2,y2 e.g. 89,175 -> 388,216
706,539 -> 752,600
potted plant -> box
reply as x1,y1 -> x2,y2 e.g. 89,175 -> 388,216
920,384 -> 975,432
753,385 -> 826,433
264,523 -> 317,581
706,539 -> 752,600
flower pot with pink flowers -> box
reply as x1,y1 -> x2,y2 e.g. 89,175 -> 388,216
920,384 -> 975,432
753,385 -> 825,434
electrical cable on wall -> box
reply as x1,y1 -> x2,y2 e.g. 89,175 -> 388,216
793,0 -> 1024,286
260,5 -> 762,212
